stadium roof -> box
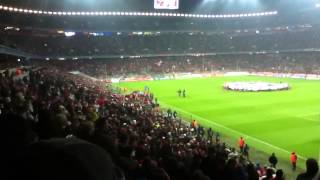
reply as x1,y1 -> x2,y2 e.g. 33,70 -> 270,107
0,0 -> 319,32
0,0 -> 312,13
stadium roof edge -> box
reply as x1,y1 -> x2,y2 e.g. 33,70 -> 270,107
0,4 -> 278,19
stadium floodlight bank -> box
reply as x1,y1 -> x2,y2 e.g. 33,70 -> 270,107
0,4 -> 277,19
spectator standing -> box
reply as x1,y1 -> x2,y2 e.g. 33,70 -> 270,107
173,110 -> 177,119
191,120 -> 197,129
238,137 -> 245,153
243,144 -> 250,159
215,132 -> 220,143
269,153 -> 278,168
290,152 -> 298,171
167,108 -> 172,118
177,89 -> 181,97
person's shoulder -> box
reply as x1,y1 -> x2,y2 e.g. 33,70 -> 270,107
296,172 -> 309,180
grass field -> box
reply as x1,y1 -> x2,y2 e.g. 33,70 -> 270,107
116,76 -> 320,168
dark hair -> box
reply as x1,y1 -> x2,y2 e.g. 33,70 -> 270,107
275,169 -> 284,179
306,158 -> 319,176
23,138 -> 117,180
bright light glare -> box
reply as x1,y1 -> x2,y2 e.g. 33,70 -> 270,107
64,32 -> 75,37
0,4 -> 278,19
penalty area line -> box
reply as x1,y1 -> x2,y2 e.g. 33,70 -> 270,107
159,101 -> 307,161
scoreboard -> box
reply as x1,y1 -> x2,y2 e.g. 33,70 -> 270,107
154,0 -> 179,10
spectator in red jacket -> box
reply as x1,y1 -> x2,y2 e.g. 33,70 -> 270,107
238,136 -> 245,153
290,152 -> 298,171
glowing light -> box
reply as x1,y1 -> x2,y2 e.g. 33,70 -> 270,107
65,31 -> 75,37
0,4 -> 278,19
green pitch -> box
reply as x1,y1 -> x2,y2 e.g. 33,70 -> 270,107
116,76 -> 320,166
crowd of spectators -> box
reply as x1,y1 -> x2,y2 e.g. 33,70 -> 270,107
0,64 -> 284,179
1,27 -> 320,57
26,52 -> 320,79
1,58 -> 319,180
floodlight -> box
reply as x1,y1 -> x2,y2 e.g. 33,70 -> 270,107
65,31 -> 75,37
